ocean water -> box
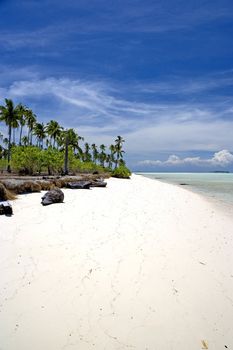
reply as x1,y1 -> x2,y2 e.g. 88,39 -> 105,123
138,172 -> 233,206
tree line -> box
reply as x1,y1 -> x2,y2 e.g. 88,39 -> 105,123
0,98 -> 128,175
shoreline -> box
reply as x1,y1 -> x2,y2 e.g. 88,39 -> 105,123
137,172 -> 233,217
1,174 -> 233,349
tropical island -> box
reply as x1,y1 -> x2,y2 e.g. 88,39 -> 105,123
0,98 -> 131,202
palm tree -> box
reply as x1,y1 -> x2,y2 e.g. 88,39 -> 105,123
118,158 -> 126,166
0,99 -> 20,172
46,120 -> 63,148
109,144 -> 116,169
99,144 -> 106,167
21,135 -> 29,146
106,154 -> 112,169
16,103 -> 27,145
25,109 -> 37,145
91,143 -> 99,164
114,136 -> 125,168
0,133 -> 3,159
58,129 -> 83,156
3,137 -> 8,148
33,122 -> 46,148
84,142 -> 92,162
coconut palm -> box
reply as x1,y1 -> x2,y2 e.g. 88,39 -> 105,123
105,154 -> 112,169
12,115 -> 19,145
0,98 -> 20,172
99,144 -> 106,167
118,158 -> 126,166
58,128 -> 83,156
16,103 -> 27,146
21,135 -> 29,146
33,122 -> 46,148
109,144 -> 116,169
25,109 -> 37,145
91,143 -> 99,164
84,142 -> 92,162
3,137 -> 8,148
114,135 -> 125,168
46,120 -> 63,148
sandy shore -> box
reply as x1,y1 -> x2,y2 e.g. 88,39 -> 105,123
1,174 -> 233,350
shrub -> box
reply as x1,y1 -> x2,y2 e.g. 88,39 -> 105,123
111,165 -> 131,179
69,157 -> 108,174
11,146 -> 44,175
0,159 -> 7,172
43,147 -> 64,175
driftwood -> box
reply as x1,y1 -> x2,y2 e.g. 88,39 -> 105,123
41,188 -> 64,206
0,201 -> 13,216
0,183 -> 16,201
90,180 -> 107,188
66,181 -> 91,189
0,173 -> 110,196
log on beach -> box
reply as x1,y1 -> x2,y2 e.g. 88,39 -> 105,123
66,181 -> 91,189
90,180 -> 107,188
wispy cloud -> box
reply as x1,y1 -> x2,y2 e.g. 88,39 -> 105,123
2,0 -> 233,52
1,73 -> 233,167
137,71 -> 233,96
0,25 -> 68,50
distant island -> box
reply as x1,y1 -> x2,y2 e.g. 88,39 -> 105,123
211,171 -> 230,173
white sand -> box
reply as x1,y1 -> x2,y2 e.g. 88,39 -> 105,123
0,174 -> 233,350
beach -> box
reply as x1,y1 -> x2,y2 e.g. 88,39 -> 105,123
1,174 -> 233,350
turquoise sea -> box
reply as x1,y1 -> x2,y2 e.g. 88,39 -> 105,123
138,173 -> 233,206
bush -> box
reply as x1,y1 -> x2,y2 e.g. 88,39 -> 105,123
69,157 -> 108,174
43,147 -> 64,175
11,146 -> 44,175
111,165 -> 131,179
0,159 -> 7,172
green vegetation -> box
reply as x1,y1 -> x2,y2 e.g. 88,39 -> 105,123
111,165 -> 131,179
0,98 -> 130,177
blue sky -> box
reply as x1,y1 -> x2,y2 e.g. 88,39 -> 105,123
0,0 -> 233,171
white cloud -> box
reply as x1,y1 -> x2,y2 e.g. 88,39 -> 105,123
139,150 -> 233,168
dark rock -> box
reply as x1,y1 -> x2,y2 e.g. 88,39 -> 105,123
179,183 -> 189,186
0,204 -> 4,215
66,181 -> 91,189
93,171 -> 99,175
41,188 -> 64,206
0,201 -> 13,216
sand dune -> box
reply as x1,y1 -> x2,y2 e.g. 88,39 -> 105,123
1,174 -> 233,350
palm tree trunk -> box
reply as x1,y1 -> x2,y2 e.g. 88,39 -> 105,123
7,125 -> 12,173
19,125 -> 23,145
30,129 -> 33,145
64,134 -> 69,175
115,155 -> 119,169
